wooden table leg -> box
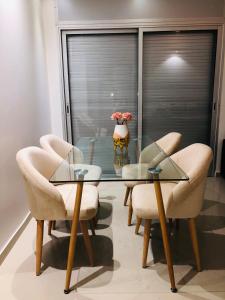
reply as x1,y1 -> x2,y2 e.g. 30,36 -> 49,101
64,181 -> 84,294
153,180 -> 177,293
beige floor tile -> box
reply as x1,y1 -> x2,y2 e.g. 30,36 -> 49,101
0,178 -> 225,299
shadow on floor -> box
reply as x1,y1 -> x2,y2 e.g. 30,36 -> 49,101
97,201 -> 113,222
41,234 -> 114,270
148,213 -> 225,288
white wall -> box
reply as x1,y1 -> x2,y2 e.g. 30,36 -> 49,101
42,0 -> 64,138
0,0 -> 51,253
57,0 -> 225,21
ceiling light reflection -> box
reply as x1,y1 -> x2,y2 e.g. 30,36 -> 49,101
165,55 -> 186,67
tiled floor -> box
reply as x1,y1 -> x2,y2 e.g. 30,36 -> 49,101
0,178 -> 225,299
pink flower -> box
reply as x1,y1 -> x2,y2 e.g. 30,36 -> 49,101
122,112 -> 133,121
111,112 -> 122,120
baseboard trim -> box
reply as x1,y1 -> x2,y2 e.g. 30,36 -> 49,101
0,212 -> 32,265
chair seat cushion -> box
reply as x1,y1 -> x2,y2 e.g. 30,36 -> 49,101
132,183 -> 177,219
56,184 -> 98,220
70,164 -> 102,186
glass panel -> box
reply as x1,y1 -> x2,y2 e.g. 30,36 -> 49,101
142,31 -> 216,147
66,33 -> 138,143
50,137 -> 188,183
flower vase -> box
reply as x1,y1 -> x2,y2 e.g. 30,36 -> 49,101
113,124 -> 129,152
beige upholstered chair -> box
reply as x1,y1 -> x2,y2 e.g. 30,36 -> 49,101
132,143 -> 213,269
16,146 -> 99,275
123,132 -> 182,225
40,134 -> 102,187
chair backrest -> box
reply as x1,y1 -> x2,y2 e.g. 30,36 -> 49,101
168,143 -> 213,218
156,132 -> 182,155
139,132 -> 182,164
40,134 -> 83,164
16,146 -> 67,220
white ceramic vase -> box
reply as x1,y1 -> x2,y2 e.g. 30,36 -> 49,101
113,124 -> 129,139
113,124 -> 129,152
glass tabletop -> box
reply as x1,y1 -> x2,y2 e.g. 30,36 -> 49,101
49,136 -> 188,183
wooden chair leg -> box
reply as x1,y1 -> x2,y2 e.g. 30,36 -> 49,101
36,220 -> 44,276
80,220 -> 94,266
89,219 -> 96,236
48,221 -> 52,235
142,219 -> 151,268
135,217 -> 142,234
188,218 -> 201,272
124,187 -> 130,206
128,187 -> 133,226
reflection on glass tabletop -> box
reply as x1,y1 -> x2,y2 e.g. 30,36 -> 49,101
49,136 -> 188,183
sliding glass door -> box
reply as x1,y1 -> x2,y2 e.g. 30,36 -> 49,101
62,28 -> 219,170
63,30 -> 138,144
141,30 -> 217,148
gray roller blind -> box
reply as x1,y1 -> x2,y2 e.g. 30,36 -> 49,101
66,33 -> 138,144
142,31 -> 216,147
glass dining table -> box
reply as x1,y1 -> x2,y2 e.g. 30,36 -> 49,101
50,136 -> 188,294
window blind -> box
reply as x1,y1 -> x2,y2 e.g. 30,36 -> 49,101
142,31 -> 216,148
66,33 -> 138,144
